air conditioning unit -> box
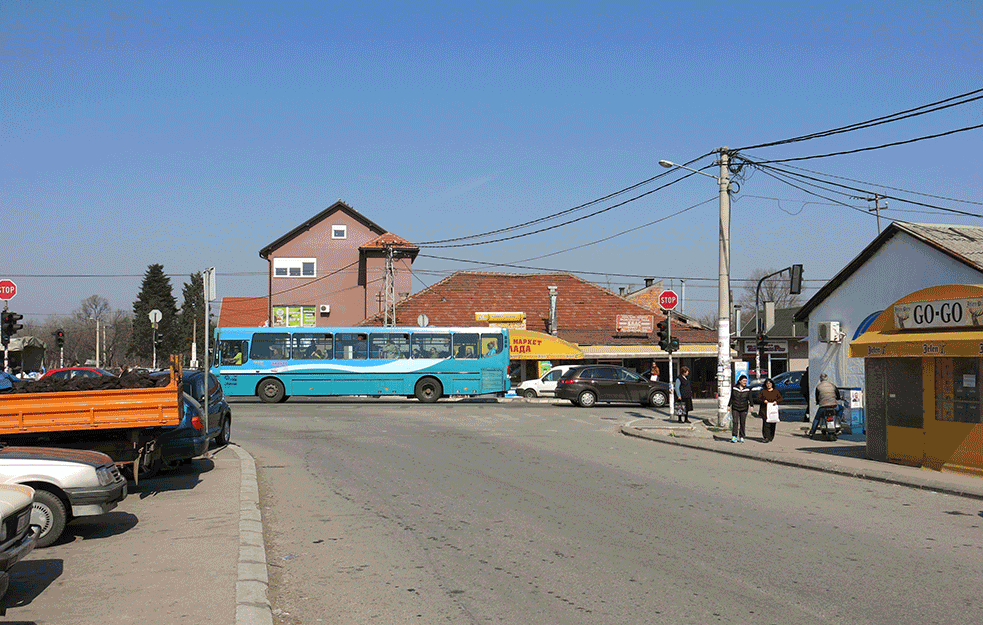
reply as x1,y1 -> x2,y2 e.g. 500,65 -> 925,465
818,321 -> 841,343
319,304 -> 330,314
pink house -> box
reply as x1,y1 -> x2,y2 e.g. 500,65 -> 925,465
256,201 -> 419,327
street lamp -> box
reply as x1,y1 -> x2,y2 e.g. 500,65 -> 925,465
89,317 -> 101,369
660,149 -> 733,427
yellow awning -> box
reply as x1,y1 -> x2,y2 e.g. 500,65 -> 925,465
509,329 -> 583,360
580,344 -> 732,359
849,329 -> 983,358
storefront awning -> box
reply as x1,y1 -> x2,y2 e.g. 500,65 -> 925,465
850,329 -> 983,358
509,329 -> 583,360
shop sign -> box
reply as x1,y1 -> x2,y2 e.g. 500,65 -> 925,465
742,339 -> 787,355
616,314 -> 654,333
476,311 -> 527,329
511,335 -> 544,354
894,297 -> 983,330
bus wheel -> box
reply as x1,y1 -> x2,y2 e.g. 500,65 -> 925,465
258,378 -> 285,403
414,377 -> 442,403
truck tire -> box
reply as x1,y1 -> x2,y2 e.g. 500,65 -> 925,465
258,378 -> 285,403
32,489 -> 68,548
216,415 -> 232,446
414,377 -> 442,403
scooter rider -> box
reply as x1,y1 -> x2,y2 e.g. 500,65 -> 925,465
810,372 -> 841,437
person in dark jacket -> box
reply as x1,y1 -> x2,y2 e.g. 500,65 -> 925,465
728,374 -> 751,442
758,378 -> 783,442
674,366 -> 693,423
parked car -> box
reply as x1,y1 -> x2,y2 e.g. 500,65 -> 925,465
144,371 -> 209,478
39,367 -> 112,381
179,370 -> 233,447
556,365 -> 671,408
0,484 -> 39,601
516,365 -> 577,398
0,446 -> 127,548
750,370 -> 805,402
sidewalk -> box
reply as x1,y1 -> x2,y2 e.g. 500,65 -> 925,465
619,399 -> 983,501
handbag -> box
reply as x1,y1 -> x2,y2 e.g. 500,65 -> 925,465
674,404 -> 686,418
765,402 -> 780,423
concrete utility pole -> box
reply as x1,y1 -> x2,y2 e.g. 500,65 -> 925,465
715,148 -> 732,428
383,245 -> 397,327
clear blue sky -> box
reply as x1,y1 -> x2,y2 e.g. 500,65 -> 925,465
3,1 -> 981,324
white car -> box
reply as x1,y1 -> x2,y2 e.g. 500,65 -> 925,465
0,447 -> 127,548
516,365 -> 577,398
0,483 -> 39,600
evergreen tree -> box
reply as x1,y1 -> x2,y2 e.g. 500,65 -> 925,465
130,264 -> 179,363
178,272 -> 214,366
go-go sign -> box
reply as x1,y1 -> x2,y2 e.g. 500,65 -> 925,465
0,279 -> 16,301
894,297 -> 983,330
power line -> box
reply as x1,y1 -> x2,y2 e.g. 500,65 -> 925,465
417,152 -> 715,246
736,87 -> 983,151
747,123 -> 983,164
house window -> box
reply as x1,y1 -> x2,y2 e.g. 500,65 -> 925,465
332,225 -> 347,239
273,258 -> 316,278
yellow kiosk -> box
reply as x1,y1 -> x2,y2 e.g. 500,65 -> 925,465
850,284 -> 983,477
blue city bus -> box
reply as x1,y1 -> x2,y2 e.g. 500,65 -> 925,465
213,326 -> 510,403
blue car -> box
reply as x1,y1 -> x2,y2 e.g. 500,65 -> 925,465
750,370 -> 805,402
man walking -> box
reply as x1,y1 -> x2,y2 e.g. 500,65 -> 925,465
810,372 -> 840,437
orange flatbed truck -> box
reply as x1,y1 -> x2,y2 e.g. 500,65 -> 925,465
0,359 -> 184,471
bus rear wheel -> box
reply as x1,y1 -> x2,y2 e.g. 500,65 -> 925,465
414,377 -> 442,403
258,378 -> 285,403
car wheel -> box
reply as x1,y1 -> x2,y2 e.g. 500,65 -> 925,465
414,377 -> 442,403
258,378 -> 285,403
216,415 -> 232,446
32,490 -> 68,548
523,389 -> 537,398
649,390 -> 668,407
578,390 -> 597,408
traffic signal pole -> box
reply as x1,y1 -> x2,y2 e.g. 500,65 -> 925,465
667,312 -> 674,418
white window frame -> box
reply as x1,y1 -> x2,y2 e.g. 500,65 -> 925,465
273,258 -> 316,278
331,224 -> 347,240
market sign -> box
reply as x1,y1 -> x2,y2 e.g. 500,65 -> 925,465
616,314 -> 654,333
893,297 -> 983,330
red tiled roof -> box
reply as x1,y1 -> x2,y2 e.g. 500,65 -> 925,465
359,232 -> 420,253
359,272 -> 716,345
218,297 -> 268,327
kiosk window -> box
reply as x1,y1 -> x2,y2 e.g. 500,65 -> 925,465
936,357 -> 982,424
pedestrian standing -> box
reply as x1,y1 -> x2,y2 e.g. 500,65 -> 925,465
758,378 -> 782,442
728,374 -> 751,443
674,366 -> 693,423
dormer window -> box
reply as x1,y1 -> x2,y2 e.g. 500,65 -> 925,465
332,225 -> 347,239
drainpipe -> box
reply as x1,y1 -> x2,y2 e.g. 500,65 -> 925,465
548,286 -> 558,336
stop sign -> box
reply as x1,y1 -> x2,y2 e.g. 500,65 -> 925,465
658,289 -> 678,310
0,279 -> 16,301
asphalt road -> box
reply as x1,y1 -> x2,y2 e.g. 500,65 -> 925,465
235,398 -> 983,625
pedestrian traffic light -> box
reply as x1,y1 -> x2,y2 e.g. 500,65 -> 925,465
55,329 -> 65,348
657,320 -> 670,351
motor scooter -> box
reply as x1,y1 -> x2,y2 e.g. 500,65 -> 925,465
810,403 -> 843,441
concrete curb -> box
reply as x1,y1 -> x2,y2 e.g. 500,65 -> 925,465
620,425 -> 983,501
229,443 -> 274,625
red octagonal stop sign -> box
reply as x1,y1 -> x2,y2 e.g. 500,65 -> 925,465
0,279 -> 16,301
658,289 -> 678,310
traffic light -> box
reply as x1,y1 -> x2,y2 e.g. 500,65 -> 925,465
790,264 -> 803,295
656,320 -> 670,351
1,311 -> 23,347
667,337 -> 680,353
55,329 -> 65,348
756,333 -> 768,351
153,330 -> 164,349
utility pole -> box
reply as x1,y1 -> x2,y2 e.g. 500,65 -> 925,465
716,148 -> 732,428
868,194 -> 885,234
383,245 -> 397,327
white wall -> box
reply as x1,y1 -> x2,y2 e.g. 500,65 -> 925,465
807,234 -> 983,395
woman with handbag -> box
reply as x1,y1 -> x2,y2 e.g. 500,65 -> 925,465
758,377 -> 783,442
